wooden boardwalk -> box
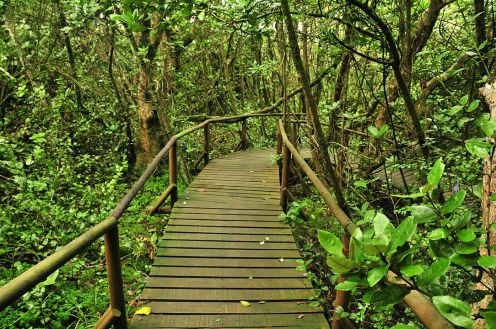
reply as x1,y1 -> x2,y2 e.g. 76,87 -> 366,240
130,149 -> 329,329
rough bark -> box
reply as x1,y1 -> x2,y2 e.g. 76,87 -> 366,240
474,81 -> 496,328
135,17 -> 164,165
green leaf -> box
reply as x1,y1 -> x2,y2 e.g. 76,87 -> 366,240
417,258 -> 450,287
388,217 -> 416,256
459,94 -> 469,106
373,213 -> 390,237
448,105 -> 464,116
367,265 -> 389,287
389,325 -> 419,329
409,205 -> 437,224
370,285 -> 410,308
430,239 -> 455,258
335,280 -> 358,291
451,254 -> 477,267
429,228 -> 449,241
478,255 -> 496,269
466,138 -> 492,158
466,99 -> 480,112
377,124 -> 389,137
441,190 -> 466,215
481,311 -> 496,329
41,269 -> 59,287
368,126 -> 379,137
427,158 -> 445,187
318,230 -> 344,257
455,241 -> 479,255
456,228 -> 477,242
327,255 -> 359,274
400,264 -> 424,277
392,192 -> 426,199
482,118 -> 496,137
432,296 -> 474,328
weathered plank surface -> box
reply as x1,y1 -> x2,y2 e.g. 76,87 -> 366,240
130,149 -> 329,329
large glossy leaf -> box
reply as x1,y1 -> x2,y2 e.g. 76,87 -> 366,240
478,255 -> 496,269
327,255 -> 359,274
432,296 -> 474,328
441,190 -> 466,215
367,264 -> 389,287
451,254 -> 477,267
388,217 -> 416,256
481,311 -> 496,329
427,158 -> 445,187
429,228 -> 449,240
417,258 -> 450,287
456,228 -> 477,242
455,241 -> 479,255
400,264 -> 424,277
373,212 -> 390,237
318,230 -> 344,257
409,205 -> 437,224
429,239 -> 455,258
465,138 -> 492,158
370,285 -> 410,308
335,280 -> 358,291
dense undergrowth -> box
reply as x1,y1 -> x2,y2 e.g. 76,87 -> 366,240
0,169 -> 172,328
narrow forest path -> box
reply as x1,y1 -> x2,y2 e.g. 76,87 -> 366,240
130,149 -> 329,328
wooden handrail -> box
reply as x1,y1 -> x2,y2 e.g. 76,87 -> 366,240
277,120 -> 453,329
0,112 -> 282,329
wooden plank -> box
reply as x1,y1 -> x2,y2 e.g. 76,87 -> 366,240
167,219 -> 287,228
188,185 -> 280,193
160,240 -> 297,250
180,194 -> 280,204
169,213 -> 284,222
136,301 -> 319,314
174,202 -> 282,212
173,208 -> 282,216
163,232 -> 295,242
156,248 -> 300,258
145,277 -> 312,289
130,313 -> 329,328
182,191 -> 279,200
149,267 -> 304,278
193,177 -> 279,183
164,226 -> 292,235
153,257 -> 299,268
182,193 -> 280,202
139,288 -> 314,301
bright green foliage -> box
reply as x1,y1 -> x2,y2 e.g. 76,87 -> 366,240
318,158 -> 493,327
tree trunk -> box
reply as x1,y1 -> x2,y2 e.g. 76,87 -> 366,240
135,18 -> 164,165
474,81 -> 496,328
281,0 -> 347,210
56,0 -> 85,114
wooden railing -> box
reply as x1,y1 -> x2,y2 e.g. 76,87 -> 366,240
277,120 -> 453,329
0,112 -> 282,329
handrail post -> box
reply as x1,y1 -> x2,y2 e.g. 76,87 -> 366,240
277,125 -> 283,184
204,123 -> 209,165
104,227 -> 128,329
169,142 -> 178,206
280,143 -> 290,212
241,118 -> 248,150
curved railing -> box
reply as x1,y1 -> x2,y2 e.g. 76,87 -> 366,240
277,119 -> 453,329
0,112 -> 282,329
